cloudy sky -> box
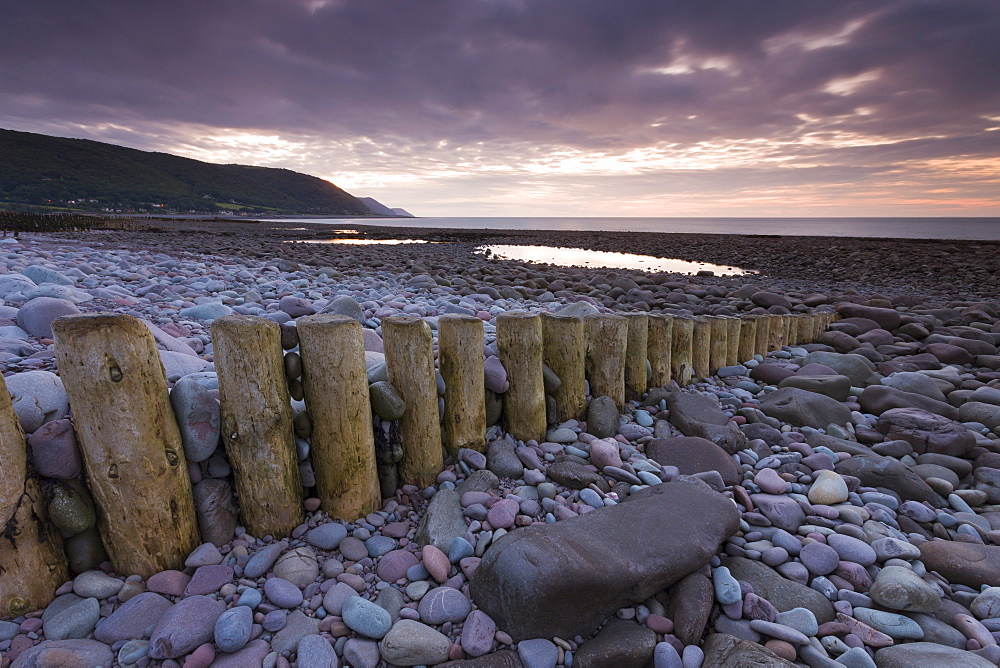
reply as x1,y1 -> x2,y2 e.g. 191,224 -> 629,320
2,0 -> 999,217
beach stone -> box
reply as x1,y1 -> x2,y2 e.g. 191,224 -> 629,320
589,438 -> 623,469
759,386 -> 851,429
868,565 -> 941,612
418,586 -> 472,624
666,572 -> 714,645
835,455 -> 943,507
179,302 -> 233,322
960,402 -> 1000,430
21,265 -> 74,286
185,542 -> 224,568
340,535 -> 368,561
875,407 -> 976,457
169,375 -> 220,463
264,577 -> 303,608
574,618 -> 655,668
344,638 -> 382,668
872,537 -> 920,561
484,356 -> 509,393
754,468 -> 789,494
827,534 -> 877,567
304,522 -> 348,551
461,610 -> 496,658
370,381 -> 406,420
486,498 -> 519,529
5,369 -> 69,433
517,638 -> 558,668
48,478 -> 96,534
586,396 -> 619,438
343,595 -> 393,639
800,541 -> 839,575
273,547 -> 319,587
319,295 -> 364,323
10,639 -> 114,668
487,439 -> 524,479
860,385 -> 959,420
837,304 -> 901,331
471,480 -> 739,641
377,549 -> 419,583
920,541 -> 1000,588
667,391 -> 748,454
874,643 -> 994,667
296,634 -> 338,666
43,596 -> 99,640
926,342 -> 974,365
94,592 -> 172,644
148,595 -> 225,659
73,570 -> 123,599
778,375 -> 852,402
701,633 -> 795,667
379,619 -> 452,666
750,493 -> 804,532
184,564 -> 233,596
722,557 -> 835,624
16,297 -> 79,338
851,608 -> 923,640
25,418 -> 80,479
0,273 -> 36,300
214,605 -> 253,653
752,292 -> 793,309
645,436 -> 740,485
415,489 -> 468,552
271,609 -> 320,655
808,470 -> 849,505
546,461 -> 608,491
883,372 -> 948,402
971,587 -> 1000,620
322,581 -> 358,615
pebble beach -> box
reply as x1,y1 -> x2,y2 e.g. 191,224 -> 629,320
3,219 -> 1000,668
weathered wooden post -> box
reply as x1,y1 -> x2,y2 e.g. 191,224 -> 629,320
795,313 -> 812,346
53,314 -> 199,576
754,314 -> 771,356
670,316 -> 694,386
382,315 -> 443,488
725,317 -> 742,367
584,313 -> 628,410
212,315 -> 303,538
541,312 -> 586,422
497,312 -> 547,443
709,316 -> 729,374
297,314 -> 380,520
438,314 -> 486,456
738,316 -> 758,363
624,313 -> 649,401
647,314 -> 672,388
767,314 -> 783,352
1,374 -> 68,617
782,314 -> 795,347
691,316 -> 712,379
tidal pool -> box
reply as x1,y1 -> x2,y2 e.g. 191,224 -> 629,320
475,244 -> 754,275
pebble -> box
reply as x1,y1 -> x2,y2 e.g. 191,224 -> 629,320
342,595 -> 393,639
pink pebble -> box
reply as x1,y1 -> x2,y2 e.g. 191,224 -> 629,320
183,643 -> 215,668
304,498 -> 321,512
646,614 -> 673,634
423,545 -> 451,583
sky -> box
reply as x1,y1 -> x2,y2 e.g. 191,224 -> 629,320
2,0 -> 999,217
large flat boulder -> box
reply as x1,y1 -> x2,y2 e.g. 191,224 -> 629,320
875,407 -> 976,457
920,541 -> 1000,588
758,387 -> 852,429
835,454 -> 944,508
803,351 -> 881,387
470,480 -> 739,641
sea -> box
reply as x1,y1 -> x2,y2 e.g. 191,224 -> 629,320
263,216 -> 1000,241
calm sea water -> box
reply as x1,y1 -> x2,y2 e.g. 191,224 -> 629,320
265,216 -> 1000,241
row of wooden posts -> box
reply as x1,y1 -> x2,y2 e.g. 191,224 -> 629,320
1,309 -> 834,616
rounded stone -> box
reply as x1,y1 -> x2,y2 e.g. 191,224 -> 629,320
799,541 -> 840,576
808,470 -> 849,505
370,381 -> 406,421
5,369 -> 69,433
379,619 -> 452,666
342,595 -> 393,640
305,523 -> 348,551
272,547 -> 319,587
214,605 -> 252,653
16,296 -> 80,338
868,565 -> 941,613
263,577 -> 303,609
417,587 -> 472,624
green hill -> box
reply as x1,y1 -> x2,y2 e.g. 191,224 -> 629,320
0,128 -> 371,215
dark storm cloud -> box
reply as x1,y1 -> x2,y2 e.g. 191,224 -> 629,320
1,0 -> 998,214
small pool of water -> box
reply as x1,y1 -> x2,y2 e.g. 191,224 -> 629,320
475,244 -> 754,275
291,238 -> 438,245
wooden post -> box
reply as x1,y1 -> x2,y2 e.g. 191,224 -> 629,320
767,315 -> 783,352
584,314 -> 628,410
725,317 -> 742,367
497,312 -> 547,443
782,315 -> 795,348
1,374 -> 68,617
647,314 -> 672,388
624,313 -> 649,401
297,314 -> 380,520
738,317 -> 758,363
709,316 -> 729,374
670,316 -> 694,386
754,314 -> 771,356
383,315 -> 443,488
795,314 -> 812,346
541,312 -> 586,422
212,315 -> 303,538
52,314 -> 199,576
691,317 -> 712,380
438,314 -> 486,456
